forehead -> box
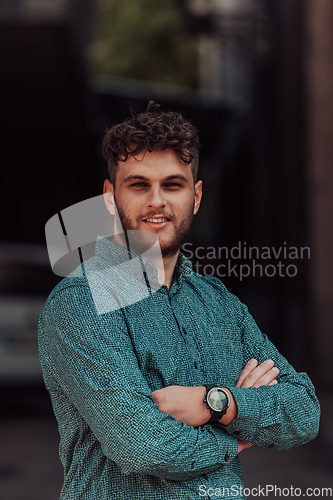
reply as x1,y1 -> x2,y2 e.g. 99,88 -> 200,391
116,149 -> 193,182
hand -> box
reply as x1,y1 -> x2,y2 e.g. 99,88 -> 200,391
208,360 -> 279,426
235,359 -> 279,388
237,439 -> 253,453
152,385 -> 238,427
233,359 -> 279,453
152,385 -> 210,427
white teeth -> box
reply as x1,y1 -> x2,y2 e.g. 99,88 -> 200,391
145,218 -> 168,223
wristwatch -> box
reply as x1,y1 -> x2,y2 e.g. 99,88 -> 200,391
203,385 -> 230,425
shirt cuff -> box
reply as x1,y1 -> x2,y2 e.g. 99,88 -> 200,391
219,386 -> 263,442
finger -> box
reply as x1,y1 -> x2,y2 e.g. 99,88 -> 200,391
235,359 -> 258,388
237,439 -> 253,453
239,359 -> 275,388
253,366 -> 279,388
152,389 -> 162,403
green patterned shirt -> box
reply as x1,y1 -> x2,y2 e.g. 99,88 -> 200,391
38,237 -> 320,500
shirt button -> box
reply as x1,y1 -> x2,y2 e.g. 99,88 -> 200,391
224,453 -> 230,462
183,328 -> 187,334
203,473 -> 208,480
194,362 -> 198,369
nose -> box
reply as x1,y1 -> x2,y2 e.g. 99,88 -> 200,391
147,185 -> 167,210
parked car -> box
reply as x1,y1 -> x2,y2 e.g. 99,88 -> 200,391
0,243 -> 60,384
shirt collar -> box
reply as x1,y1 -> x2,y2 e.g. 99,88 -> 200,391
95,235 -> 193,287
174,250 -> 193,279
95,235 -> 141,267
95,236 -> 161,291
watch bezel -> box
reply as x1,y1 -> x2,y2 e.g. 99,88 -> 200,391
206,387 -> 230,414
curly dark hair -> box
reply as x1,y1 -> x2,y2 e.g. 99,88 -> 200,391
102,101 -> 200,184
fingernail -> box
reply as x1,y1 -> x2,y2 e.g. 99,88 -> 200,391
248,359 -> 257,365
272,367 -> 279,372
265,359 -> 274,365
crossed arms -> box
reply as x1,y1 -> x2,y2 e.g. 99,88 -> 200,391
39,283 -> 321,481
153,358 -> 280,453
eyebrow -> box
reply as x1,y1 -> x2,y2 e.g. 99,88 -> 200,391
124,174 -> 188,183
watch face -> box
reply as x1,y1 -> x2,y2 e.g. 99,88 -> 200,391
207,388 -> 229,412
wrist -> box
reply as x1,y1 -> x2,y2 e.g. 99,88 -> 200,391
200,386 -> 212,423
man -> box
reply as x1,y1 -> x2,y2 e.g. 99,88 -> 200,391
38,101 -> 320,500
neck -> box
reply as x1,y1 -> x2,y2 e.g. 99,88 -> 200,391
161,252 -> 179,289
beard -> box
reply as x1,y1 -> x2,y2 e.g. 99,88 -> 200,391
114,197 -> 194,258
157,213 -> 194,257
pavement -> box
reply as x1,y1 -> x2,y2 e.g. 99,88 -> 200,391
0,388 -> 332,500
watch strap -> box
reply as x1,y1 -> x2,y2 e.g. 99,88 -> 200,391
206,411 -> 225,424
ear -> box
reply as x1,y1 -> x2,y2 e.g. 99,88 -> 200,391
103,179 -> 115,215
193,180 -> 202,215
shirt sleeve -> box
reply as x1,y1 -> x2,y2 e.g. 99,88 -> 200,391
220,295 -> 320,450
38,282 -> 238,481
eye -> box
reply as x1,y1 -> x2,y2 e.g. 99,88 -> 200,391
131,182 -> 148,188
165,183 -> 182,189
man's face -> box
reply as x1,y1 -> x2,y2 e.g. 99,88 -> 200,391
103,149 -> 202,258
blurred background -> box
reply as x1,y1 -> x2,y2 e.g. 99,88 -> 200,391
0,0 -> 332,498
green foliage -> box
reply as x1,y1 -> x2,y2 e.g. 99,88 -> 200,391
89,0 -> 199,88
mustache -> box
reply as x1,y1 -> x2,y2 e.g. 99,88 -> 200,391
140,211 -> 174,220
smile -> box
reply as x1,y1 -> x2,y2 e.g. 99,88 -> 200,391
142,216 -> 172,229
144,217 -> 170,223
